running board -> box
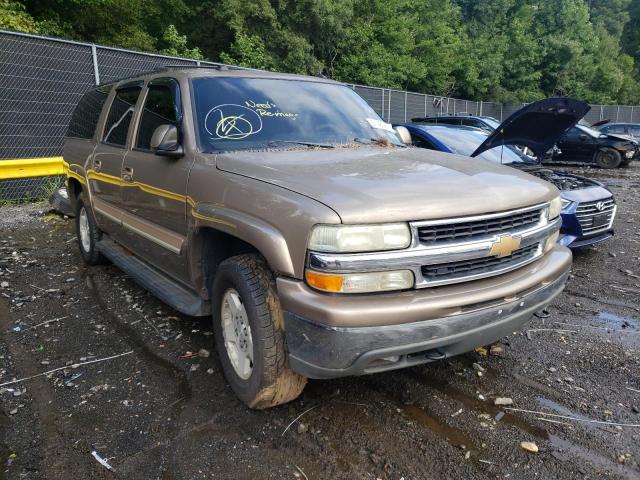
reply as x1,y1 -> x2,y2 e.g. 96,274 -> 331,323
96,238 -> 210,317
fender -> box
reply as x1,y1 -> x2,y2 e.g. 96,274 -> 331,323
191,202 -> 295,277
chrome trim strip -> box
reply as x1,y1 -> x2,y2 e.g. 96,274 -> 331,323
121,222 -> 181,254
578,205 -> 617,235
307,217 -> 562,288
93,198 -> 122,225
309,217 -> 560,274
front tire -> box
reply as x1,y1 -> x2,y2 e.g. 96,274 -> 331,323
74,193 -> 105,265
211,254 -> 306,409
595,148 -> 622,169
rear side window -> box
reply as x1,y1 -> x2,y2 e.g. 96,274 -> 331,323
66,85 -> 111,139
411,134 -> 437,150
103,86 -> 142,146
136,81 -> 181,150
436,118 -> 461,126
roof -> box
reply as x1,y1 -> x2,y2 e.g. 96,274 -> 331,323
101,65 -> 341,88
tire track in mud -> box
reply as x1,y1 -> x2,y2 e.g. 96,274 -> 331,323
0,298 -> 96,479
81,269 -> 193,477
401,366 -> 640,479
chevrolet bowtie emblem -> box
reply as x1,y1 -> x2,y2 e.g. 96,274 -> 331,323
489,235 -> 521,258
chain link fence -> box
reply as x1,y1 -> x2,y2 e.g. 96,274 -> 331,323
2,29 -> 640,203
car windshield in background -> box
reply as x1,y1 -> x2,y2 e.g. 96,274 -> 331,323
481,117 -> 500,129
191,77 -> 402,152
577,124 -> 605,138
426,128 -> 532,164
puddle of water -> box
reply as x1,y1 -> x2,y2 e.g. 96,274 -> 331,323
597,312 -> 640,331
402,404 -> 477,453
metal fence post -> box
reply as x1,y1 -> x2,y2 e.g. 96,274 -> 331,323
424,94 -> 427,116
381,89 -> 385,120
632,106 -> 635,123
616,105 -> 620,122
404,91 -> 407,122
387,90 -> 391,122
91,44 -> 100,85
600,105 -> 604,121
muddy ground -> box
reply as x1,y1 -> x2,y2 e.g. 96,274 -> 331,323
0,163 -> 639,480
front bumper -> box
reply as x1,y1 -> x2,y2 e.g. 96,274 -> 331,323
278,245 -> 571,379
559,231 -> 613,248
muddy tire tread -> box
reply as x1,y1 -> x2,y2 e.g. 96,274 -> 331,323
213,254 -> 306,409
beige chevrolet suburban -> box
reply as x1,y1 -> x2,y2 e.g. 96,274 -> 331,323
64,67 -> 571,409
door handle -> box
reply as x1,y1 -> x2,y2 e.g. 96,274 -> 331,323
122,166 -> 134,183
93,160 -> 102,172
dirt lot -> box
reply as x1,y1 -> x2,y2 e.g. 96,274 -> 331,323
0,164 -> 639,480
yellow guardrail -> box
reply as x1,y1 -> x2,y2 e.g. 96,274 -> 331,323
0,157 -> 66,180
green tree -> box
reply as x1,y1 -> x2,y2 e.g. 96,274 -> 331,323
0,0 -> 38,32
160,24 -> 203,59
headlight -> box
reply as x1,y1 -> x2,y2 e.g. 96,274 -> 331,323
548,196 -> 562,220
561,198 -> 572,211
308,223 -> 411,253
305,269 -> 414,293
625,150 -> 634,158
544,230 -> 560,252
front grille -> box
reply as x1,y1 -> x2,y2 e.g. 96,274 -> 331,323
417,208 -> 542,244
575,198 -> 616,234
421,243 -> 540,283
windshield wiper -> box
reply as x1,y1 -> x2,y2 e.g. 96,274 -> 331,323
267,140 -> 335,149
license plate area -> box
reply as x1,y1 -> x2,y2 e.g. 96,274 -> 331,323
591,214 -> 609,228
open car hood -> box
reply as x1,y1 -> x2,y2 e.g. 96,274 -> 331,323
471,98 -> 590,158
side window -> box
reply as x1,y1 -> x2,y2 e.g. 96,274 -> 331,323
66,85 -> 112,139
102,86 -> 142,146
437,118 -> 460,126
630,126 -> 640,136
136,82 -> 181,150
411,134 -> 437,150
564,127 -> 581,138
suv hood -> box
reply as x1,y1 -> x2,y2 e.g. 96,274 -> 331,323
215,147 -> 557,223
472,97 -> 590,158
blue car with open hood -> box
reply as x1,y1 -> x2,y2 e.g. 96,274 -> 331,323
400,98 -> 616,248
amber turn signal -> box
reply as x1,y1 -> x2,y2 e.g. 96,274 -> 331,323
305,270 -> 344,293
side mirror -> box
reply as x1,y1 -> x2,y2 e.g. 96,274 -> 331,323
150,124 -> 183,158
579,133 -> 588,141
393,126 -> 412,144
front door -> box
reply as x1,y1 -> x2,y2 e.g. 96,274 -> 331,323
557,127 -> 593,162
89,83 -> 143,242
120,78 -> 193,284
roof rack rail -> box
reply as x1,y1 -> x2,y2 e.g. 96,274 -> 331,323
160,64 -> 247,71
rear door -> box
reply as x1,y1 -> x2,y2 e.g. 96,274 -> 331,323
89,82 -> 143,240
119,77 -> 193,284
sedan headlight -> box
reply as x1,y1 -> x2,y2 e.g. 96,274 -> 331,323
308,223 -> 411,253
548,196 -> 562,220
305,269 -> 414,293
625,149 -> 634,158
561,198 -> 572,211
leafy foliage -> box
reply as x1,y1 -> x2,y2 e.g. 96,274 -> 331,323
4,0 -> 640,104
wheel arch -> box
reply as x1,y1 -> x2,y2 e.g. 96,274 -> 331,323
189,213 -> 297,299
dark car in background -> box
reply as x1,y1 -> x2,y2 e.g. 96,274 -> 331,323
401,98 -> 617,248
550,124 -> 637,168
596,122 -> 640,141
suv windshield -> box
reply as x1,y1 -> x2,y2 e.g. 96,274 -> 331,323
191,77 -> 402,152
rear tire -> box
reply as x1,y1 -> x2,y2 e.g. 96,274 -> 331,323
595,148 -> 622,169
74,193 -> 105,265
211,254 -> 306,409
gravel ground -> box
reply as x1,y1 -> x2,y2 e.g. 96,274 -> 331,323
0,163 -> 639,480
